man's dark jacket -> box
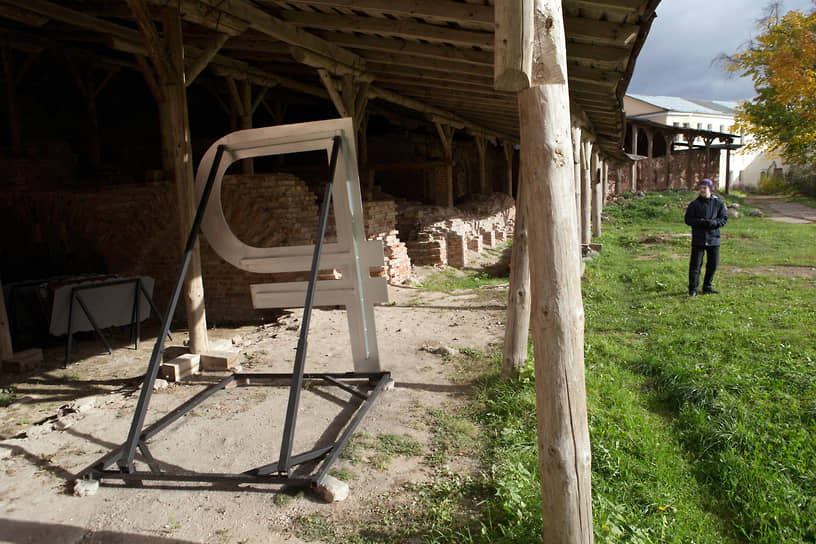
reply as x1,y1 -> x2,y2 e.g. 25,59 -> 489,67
685,195 -> 728,246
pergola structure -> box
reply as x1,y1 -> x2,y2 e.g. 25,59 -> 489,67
0,1 -> 660,540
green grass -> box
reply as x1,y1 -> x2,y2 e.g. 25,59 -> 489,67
0,386 -> 16,407
415,190 -> 816,543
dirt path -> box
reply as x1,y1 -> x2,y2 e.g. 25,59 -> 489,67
0,268 -> 506,543
744,195 -> 816,224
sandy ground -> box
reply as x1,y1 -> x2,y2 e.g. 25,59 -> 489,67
0,263 -> 507,544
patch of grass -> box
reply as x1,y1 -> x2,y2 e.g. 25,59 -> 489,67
339,432 -> 422,469
420,268 -> 507,293
425,407 -> 480,467
0,386 -> 17,407
328,467 -> 355,481
295,513 -> 334,542
56,373 -> 82,382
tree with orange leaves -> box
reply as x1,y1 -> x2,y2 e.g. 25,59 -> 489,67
727,5 -> 816,164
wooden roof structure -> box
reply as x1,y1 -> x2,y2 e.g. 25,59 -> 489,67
0,0 -> 658,159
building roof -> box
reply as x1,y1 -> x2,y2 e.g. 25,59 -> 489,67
628,94 -> 738,116
0,0 -> 662,160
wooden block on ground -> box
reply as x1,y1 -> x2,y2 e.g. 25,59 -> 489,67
200,350 -> 239,371
2,348 -> 44,373
160,353 -> 200,382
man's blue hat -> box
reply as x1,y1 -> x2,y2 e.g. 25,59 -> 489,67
697,179 -> 714,191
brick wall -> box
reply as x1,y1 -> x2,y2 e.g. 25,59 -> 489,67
2,170 -> 410,325
397,193 -> 515,267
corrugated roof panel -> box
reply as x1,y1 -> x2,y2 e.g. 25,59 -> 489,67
628,93 -> 737,116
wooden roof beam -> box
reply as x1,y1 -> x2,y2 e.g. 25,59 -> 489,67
564,16 -> 640,45
277,0 -> 493,25
566,42 -> 630,64
193,0 -> 366,70
280,12 -> 494,48
314,32 -> 493,65
358,50 -> 493,76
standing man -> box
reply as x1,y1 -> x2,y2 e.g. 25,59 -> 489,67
685,178 -> 727,297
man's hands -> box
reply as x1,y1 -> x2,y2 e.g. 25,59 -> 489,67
699,219 -> 717,229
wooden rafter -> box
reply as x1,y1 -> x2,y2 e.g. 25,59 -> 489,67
278,0 -> 494,25
280,12 -> 494,48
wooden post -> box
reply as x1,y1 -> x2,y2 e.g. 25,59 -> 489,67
68,62 -> 115,172
0,281 -> 13,361
503,141 -> 515,196
475,135 -> 488,193
601,159 -> 608,208
725,140 -> 732,194
501,170 -> 530,377
571,125 -> 582,239
686,135 -> 694,188
1,42 -> 23,155
591,150 -> 601,238
129,0 -> 209,354
703,137 -> 712,179
164,7 -> 208,354
630,124 -> 638,191
517,0 -> 593,540
664,133 -> 672,188
434,122 -> 456,207
615,166 -> 622,195
580,139 -> 592,246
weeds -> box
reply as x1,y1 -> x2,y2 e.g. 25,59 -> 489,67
0,386 -> 16,407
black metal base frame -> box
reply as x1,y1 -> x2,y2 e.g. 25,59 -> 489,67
79,370 -> 391,487
76,135 -> 389,492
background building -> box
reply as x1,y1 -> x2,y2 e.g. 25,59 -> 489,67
625,94 -> 786,189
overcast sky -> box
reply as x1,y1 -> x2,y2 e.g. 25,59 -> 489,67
628,0 -> 816,102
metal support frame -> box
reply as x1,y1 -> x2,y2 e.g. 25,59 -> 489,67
77,120 -> 389,493
64,277 -> 170,367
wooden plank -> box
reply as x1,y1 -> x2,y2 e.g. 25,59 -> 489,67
564,15 -> 640,44
278,0 -> 494,25
314,32 -> 494,65
358,50 -> 492,76
280,12 -> 494,48
567,42 -> 630,64
196,0 -> 366,70
517,0 -> 593,541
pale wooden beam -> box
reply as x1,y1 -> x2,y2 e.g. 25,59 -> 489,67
567,42 -> 630,64
434,121 -> 455,160
517,0 -> 593,538
494,0 -> 533,91
280,12 -> 494,48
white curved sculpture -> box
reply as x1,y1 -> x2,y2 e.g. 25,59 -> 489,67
194,118 -> 386,372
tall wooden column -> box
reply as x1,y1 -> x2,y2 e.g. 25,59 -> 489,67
226,78 -> 268,174
128,0 -> 208,354
580,139 -> 592,246
503,142 -> 515,196
0,281 -> 13,362
68,62 -> 115,172
680,132 -> 694,187
514,0 -> 593,540
601,159 -> 608,208
591,150 -> 601,238
501,170 -> 530,377
725,139 -> 733,194
434,122 -> 456,207
475,135 -> 488,193
0,42 -> 35,155
630,124 -> 638,191
571,126 -> 582,239
703,137 -> 713,180
664,133 -> 673,188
